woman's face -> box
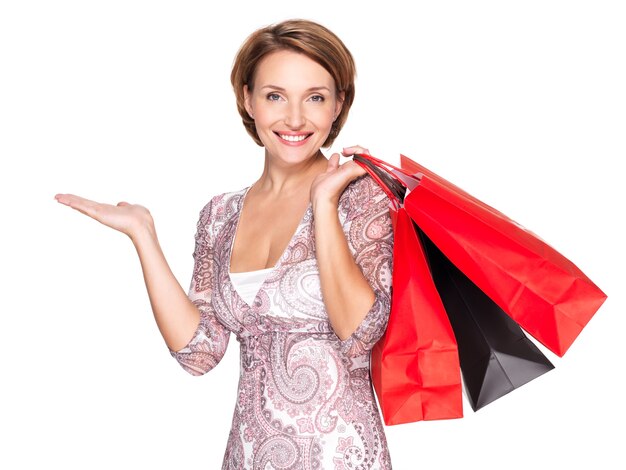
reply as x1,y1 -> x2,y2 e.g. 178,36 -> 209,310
244,49 -> 344,165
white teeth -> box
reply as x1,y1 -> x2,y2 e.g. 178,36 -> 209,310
279,134 -> 308,142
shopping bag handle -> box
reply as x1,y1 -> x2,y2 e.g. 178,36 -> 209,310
352,154 -> 415,209
353,153 -> 422,197
353,153 -> 418,178
353,155 -> 402,209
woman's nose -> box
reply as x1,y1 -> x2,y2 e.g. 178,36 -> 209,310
284,102 -> 305,128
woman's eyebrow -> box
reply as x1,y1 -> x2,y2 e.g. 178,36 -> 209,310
260,85 -> 331,92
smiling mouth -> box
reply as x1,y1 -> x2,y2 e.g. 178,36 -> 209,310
275,132 -> 313,143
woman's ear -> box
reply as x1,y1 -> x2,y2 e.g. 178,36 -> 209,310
334,90 -> 345,121
243,85 -> 254,119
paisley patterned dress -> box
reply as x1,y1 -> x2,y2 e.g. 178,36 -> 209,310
169,174 -> 394,469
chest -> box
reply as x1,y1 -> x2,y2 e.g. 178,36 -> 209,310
209,189 -> 328,337
229,193 -> 313,273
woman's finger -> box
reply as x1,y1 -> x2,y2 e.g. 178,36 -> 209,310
56,193 -> 100,217
55,193 -> 96,207
55,193 -> 150,239
340,159 -> 367,177
326,153 -> 341,172
341,145 -> 370,156
56,193 -> 124,227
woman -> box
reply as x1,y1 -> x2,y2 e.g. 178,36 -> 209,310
55,19 -> 394,469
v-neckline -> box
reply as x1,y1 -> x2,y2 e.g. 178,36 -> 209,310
226,183 -> 312,307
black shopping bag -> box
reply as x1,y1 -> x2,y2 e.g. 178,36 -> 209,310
417,226 -> 555,410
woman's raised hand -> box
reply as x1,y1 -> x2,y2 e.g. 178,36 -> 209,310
310,145 -> 371,208
54,193 -> 153,241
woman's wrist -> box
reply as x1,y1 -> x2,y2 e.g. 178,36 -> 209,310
129,216 -> 157,247
312,195 -> 339,214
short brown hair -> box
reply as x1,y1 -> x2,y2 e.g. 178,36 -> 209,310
230,19 -> 356,148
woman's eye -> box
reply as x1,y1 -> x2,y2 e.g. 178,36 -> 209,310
310,95 -> 325,102
267,93 -> 281,101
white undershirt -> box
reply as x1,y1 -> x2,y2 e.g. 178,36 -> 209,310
228,267 -> 274,305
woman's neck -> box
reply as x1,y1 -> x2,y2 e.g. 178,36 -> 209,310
254,150 -> 328,199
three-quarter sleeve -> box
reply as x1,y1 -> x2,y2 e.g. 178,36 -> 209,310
169,198 -> 231,376
336,175 -> 394,358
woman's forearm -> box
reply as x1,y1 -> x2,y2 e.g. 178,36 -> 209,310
131,222 -> 200,352
313,200 -> 376,340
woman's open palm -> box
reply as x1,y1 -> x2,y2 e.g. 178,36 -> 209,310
54,193 -> 152,240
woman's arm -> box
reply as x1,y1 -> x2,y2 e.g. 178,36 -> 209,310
55,193 -> 202,351
55,192 -> 230,374
136,199 -> 231,376
310,147 -> 394,355
131,222 -> 202,352
313,200 -> 376,340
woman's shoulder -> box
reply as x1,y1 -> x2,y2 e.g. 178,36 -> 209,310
342,172 -> 389,204
207,185 -> 248,209
339,173 -> 391,220
196,185 -> 250,225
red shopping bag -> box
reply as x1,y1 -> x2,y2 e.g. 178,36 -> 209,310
362,153 -> 607,357
399,154 -> 606,357
371,200 -> 463,425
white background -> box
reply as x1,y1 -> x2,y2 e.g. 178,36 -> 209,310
1,1 -> 624,468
